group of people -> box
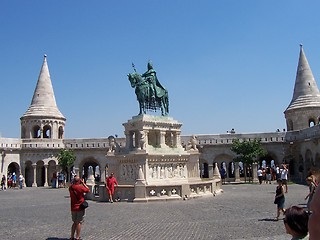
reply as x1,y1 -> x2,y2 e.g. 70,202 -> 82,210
257,164 -> 289,187
68,172 -> 118,240
274,167 -> 319,239
1,172 -> 24,190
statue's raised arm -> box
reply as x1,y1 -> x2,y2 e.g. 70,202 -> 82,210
128,61 -> 169,116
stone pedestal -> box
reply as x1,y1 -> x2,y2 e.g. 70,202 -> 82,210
105,114 -> 221,202
234,162 -> 241,182
252,162 -> 259,183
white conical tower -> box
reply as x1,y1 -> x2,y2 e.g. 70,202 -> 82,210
20,55 -> 66,139
284,45 -> 320,131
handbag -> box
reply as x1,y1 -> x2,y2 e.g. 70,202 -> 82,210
71,186 -> 89,210
80,200 -> 89,210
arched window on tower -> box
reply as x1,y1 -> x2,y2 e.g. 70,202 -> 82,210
309,118 -> 316,127
43,125 -> 51,138
58,126 -> 64,139
32,125 -> 41,138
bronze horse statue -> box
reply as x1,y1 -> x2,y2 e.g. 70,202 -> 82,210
128,72 -> 169,116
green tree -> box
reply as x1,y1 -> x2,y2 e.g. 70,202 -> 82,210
56,149 -> 76,181
230,139 -> 267,182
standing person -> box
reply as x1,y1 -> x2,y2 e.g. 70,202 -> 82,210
69,175 -> 90,240
274,179 -> 285,221
106,173 -> 118,203
12,172 -> 17,188
281,164 -> 289,193
220,167 -> 226,184
18,174 -> 24,189
305,177 -> 316,212
276,165 -> 281,180
58,171 -> 65,188
283,206 -> 309,240
257,167 -> 263,184
265,166 -> 272,184
51,172 -> 57,188
1,175 -> 6,191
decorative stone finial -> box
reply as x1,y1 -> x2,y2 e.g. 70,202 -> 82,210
44,54 -> 47,58
299,43 -> 303,48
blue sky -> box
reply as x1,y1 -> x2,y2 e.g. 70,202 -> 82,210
1,1 -> 320,138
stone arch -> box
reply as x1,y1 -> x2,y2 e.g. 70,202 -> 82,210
43,125 -> 51,138
48,160 -> 57,187
8,162 -> 20,175
199,159 -> 209,178
79,157 -> 101,182
32,125 -> 41,138
258,153 -> 279,168
24,161 -> 33,187
309,117 -> 316,127
58,126 -> 64,139
36,160 -> 45,186
214,154 -> 233,178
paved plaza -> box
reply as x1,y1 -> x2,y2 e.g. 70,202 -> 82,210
0,183 -> 309,240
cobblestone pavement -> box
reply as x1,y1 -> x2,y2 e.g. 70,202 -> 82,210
0,183 -> 309,240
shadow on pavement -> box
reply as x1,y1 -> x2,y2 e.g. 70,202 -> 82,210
258,218 -> 282,222
46,238 -> 69,240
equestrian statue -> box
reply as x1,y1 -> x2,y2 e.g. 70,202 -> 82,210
128,61 -> 169,116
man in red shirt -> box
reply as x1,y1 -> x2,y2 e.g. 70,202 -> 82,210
69,176 -> 90,240
106,173 -> 118,203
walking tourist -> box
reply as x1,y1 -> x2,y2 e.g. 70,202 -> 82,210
283,206 -> 309,240
281,164 -> 289,193
1,174 -> 6,190
305,177 -> 316,212
106,172 -> 118,203
12,172 -> 17,188
257,167 -> 263,184
18,174 -> 24,189
274,179 -> 285,221
51,172 -> 57,188
69,175 -> 90,240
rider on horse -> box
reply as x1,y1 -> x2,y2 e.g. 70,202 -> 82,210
141,61 -> 166,99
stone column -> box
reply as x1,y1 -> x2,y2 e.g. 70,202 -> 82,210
32,163 -> 37,187
208,164 -> 214,179
160,131 -> 166,148
172,132 -> 177,148
252,162 -> 258,183
176,132 -> 182,148
234,162 -> 241,182
44,164 -> 49,187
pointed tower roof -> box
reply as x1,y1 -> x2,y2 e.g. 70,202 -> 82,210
21,55 -> 65,119
285,45 -> 320,112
